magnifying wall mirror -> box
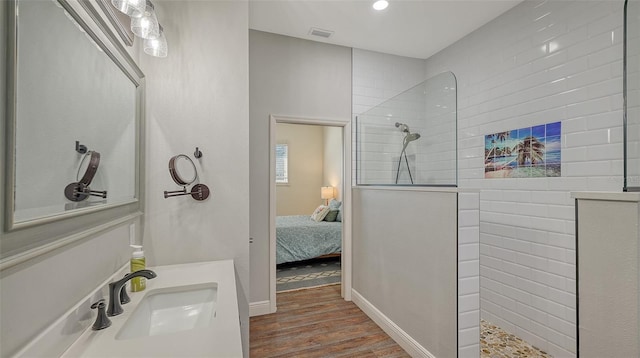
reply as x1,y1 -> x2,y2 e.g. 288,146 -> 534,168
164,154 -> 210,201
169,154 -> 198,186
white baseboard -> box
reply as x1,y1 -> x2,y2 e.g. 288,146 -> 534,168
351,289 -> 436,358
249,300 -> 273,317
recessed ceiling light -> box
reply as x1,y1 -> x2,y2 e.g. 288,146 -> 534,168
372,0 -> 388,11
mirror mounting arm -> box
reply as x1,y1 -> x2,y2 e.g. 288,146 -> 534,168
163,184 -> 210,201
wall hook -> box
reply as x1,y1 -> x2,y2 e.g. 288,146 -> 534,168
194,147 -> 203,158
75,141 -> 88,154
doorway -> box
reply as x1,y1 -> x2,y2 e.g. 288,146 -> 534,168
269,115 -> 352,312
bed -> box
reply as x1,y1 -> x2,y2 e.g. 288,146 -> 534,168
276,215 -> 342,264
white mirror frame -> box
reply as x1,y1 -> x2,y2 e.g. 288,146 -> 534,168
0,0 -> 145,269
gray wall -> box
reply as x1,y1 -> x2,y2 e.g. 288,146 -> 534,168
352,188 -> 458,358
576,196 -> 640,357
0,224 -> 133,356
141,1 -> 250,355
249,30 -> 352,303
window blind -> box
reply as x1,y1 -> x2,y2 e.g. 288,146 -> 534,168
275,144 -> 288,183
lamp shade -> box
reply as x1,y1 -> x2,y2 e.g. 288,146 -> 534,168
131,0 -> 160,39
144,25 -> 168,57
321,186 -> 334,200
111,0 -> 145,18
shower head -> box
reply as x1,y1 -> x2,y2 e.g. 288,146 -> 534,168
406,133 -> 421,142
395,122 -> 410,133
401,132 -> 421,153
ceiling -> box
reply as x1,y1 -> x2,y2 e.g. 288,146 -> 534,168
249,0 -> 522,59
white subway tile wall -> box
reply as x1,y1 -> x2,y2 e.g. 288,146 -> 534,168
459,192 -> 481,358
353,1 -> 625,357
352,49 -> 426,185
426,1 -> 623,356
356,74 -> 456,185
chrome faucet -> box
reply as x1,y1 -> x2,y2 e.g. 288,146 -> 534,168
107,269 -> 157,316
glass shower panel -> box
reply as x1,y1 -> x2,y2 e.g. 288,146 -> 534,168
625,0 -> 640,191
356,72 -> 457,186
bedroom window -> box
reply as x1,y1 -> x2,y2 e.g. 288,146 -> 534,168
275,144 -> 289,184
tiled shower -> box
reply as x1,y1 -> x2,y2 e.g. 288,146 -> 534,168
353,0 -> 626,356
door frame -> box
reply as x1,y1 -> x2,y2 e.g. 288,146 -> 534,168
269,114 -> 352,312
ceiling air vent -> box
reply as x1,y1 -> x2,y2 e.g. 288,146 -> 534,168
309,27 -> 334,38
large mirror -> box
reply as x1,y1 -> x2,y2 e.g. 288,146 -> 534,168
2,0 -> 144,261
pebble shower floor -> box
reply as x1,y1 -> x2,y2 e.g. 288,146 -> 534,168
481,320 -> 552,358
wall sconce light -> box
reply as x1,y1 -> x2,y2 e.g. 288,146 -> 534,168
143,24 -> 167,58
111,0 -> 146,18
321,186 -> 335,205
110,0 -> 168,57
131,0 -> 159,39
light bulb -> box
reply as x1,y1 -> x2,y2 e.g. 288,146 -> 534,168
373,0 -> 388,11
111,0 -> 145,17
131,0 -> 159,39
144,25 -> 167,57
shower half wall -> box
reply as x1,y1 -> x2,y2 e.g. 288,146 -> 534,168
352,69 -> 481,357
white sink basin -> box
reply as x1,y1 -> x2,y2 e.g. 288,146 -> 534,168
116,283 -> 218,340
60,261 -> 241,357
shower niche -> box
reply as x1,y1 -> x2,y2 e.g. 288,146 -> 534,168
356,72 -> 457,186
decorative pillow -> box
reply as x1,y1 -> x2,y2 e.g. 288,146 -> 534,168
311,205 -> 330,222
336,208 -> 342,222
329,199 -> 342,210
324,210 -> 339,222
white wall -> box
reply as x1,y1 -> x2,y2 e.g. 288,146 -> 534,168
424,1 -> 624,356
140,1 -> 250,355
249,30 -> 352,304
0,3 -> 141,356
323,126 -> 343,200
276,123 -> 324,215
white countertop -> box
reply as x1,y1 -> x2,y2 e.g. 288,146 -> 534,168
61,260 -> 242,357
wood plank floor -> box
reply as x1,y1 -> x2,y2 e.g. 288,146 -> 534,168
250,285 -> 410,358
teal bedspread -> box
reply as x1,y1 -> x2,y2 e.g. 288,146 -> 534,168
276,215 -> 342,264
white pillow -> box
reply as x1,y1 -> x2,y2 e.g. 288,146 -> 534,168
310,205 -> 330,222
